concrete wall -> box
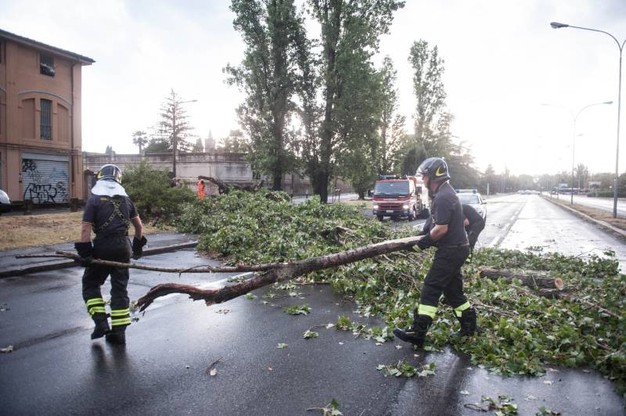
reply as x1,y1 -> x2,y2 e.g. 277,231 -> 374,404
83,151 -> 330,198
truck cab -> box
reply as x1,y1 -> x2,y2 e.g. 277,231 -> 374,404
372,175 -> 428,221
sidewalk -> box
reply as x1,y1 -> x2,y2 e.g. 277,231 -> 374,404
0,232 -> 198,278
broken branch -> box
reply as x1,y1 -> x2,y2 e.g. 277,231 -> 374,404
135,236 -> 422,312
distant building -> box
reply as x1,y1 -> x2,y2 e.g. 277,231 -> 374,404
0,28 -> 94,206
82,150 -> 319,197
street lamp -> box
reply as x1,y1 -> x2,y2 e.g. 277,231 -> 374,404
543,102 -> 613,204
172,98 -> 197,178
550,21 -> 626,217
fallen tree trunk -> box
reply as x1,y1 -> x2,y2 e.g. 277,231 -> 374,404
18,236 -> 422,311
20,252 -> 289,274
21,242 -> 569,313
199,176 -> 264,194
135,236 -> 421,312
479,267 -> 565,290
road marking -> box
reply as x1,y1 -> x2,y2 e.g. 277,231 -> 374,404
486,202 -> 525,249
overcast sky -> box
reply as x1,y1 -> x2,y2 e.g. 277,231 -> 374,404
2,0 -> 626,176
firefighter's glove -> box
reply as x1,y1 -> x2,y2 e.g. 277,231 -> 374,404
132,236 -> 147,259
416,234 -> 435,250
74,242 -> 93,266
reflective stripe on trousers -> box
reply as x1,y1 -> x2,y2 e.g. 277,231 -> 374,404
85,297 -> 106,317
110,308 -> 131,327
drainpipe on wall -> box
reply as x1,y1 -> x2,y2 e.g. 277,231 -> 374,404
70,61 -> 78,210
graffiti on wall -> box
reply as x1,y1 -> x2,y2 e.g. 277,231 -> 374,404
21,158 -> 69,204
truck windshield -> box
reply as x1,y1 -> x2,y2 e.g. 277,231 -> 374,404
374,181 -> 410,196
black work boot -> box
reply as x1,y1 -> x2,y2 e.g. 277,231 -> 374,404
393,315 -> 433,348
105,326 -> 126,345
457,308 -> 478,336
91,316 -> 110,340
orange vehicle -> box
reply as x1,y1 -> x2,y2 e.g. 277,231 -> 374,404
372,175 -> 428,221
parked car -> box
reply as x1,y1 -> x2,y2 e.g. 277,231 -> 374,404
0,189 -> 11,214
457,191 -> 487,221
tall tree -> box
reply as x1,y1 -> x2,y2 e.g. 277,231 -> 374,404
153,89 -> 196,177
192,138 -> 205,153
333,19 -> 390,199
218,130 -> 250,153
132,130 -> 148,154
409,39 -> 446,143
377,56 -> 407,175
225,0 -> 308,190
575,163 -> 588,189
307,0 -> 405,202
404,39 -> 447,174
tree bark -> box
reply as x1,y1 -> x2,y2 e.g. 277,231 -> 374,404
478,267 -> 564,290
21,243 -> 571,313
135,236 -> 421,312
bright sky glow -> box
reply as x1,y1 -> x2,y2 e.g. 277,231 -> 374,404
2,0 -> 625,176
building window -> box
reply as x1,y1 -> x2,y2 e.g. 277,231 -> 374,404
40,99 -> 52,140
40,54 -> 55,76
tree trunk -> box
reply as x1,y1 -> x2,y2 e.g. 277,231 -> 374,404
135,236 -> 421,312
478,267 -> 564,290
199,176 -> 264,194
24,241 -> 571,313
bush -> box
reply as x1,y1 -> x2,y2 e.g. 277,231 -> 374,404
121,161 -> 195,225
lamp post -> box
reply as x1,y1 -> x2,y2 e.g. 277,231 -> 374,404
171,98 -> 197,178
550,21 -> 626,217
542,101 -> 612,204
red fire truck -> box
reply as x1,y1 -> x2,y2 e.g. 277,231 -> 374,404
371,175 -> 429,221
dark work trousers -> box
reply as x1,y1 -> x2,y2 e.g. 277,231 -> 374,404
82,235 -> 132,316
420,245 -> 471,309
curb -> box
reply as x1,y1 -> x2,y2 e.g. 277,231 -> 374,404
0,240 -> 198,278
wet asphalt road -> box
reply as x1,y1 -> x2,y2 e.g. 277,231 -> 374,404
1,196 -> 625,415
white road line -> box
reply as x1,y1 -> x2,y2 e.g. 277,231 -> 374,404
486,202 -> 525,248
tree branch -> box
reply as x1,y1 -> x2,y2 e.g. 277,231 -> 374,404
135,236 -> 421,312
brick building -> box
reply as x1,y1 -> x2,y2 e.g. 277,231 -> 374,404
0,28 -> 93,206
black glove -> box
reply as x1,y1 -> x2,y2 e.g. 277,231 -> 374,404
132,236 -> 147,259
416,234 -> 435,250
74,242 -> 93,266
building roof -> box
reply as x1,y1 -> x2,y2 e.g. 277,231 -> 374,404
0,28 -> 95,65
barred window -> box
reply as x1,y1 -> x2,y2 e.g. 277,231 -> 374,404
40,99 -> 52,140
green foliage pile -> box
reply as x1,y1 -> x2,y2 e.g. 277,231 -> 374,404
175,190 -> 393,263
175,191 -> 625,394
121,161 -> 195,224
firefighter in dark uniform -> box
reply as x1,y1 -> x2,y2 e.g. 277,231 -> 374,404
74,164 -> 146,345
462,203 -> 485,251
394,157 -> 478,347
